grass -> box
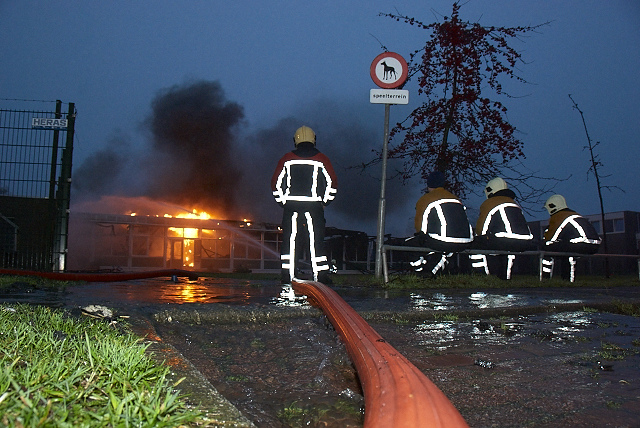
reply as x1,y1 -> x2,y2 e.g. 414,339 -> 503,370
609,299 -> 640,317
434,313 -> 459,322
276,399 -> 362,427
0,275 -> 71,290
277,401 -> 305,424
597,341 -> 639,361
0,303 -> 203,427
332,272 -> 640,290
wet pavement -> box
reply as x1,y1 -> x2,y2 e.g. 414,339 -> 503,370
1,277 -> 640,427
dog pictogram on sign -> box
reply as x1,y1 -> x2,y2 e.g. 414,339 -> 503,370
370,52 -> 408,89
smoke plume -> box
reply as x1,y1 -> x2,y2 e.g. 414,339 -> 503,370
143,80 -> 245,216
72,80 -> 418,236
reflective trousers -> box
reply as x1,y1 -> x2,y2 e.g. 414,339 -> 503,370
280,204 -> 329,282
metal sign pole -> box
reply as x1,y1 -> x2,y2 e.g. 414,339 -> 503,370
375,103 -> 391,278
369,51 -> 408,279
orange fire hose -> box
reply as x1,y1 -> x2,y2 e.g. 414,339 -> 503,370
293,279 -> 468,428
0,268 -> 200,282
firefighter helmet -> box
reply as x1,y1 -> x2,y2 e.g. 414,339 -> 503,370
484,177 -> 507,198
545,194 -> 568,215
293,126 -> 316,146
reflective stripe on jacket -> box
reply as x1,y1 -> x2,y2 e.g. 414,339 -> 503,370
415,187 -> 473,244
271,149 -> 337,206
476,195 -> 533,241
544,210 -> 601,246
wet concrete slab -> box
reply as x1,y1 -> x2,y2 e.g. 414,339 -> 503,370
126,316 -> 256,427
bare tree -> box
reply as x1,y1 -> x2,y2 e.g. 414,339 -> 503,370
367,2 -> 560,207
569,94 -> 623,277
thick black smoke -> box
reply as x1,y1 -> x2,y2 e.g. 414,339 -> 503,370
72,81 -> 418,236
143,80 -> 244,216
72,133 -> 131,198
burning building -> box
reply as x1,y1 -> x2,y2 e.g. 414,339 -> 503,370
66,81 -> 378,274
67,197 -> 282,272
67,197 -> 374,274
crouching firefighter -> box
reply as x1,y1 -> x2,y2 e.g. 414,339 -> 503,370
406,171 -> 474,277
542,195 -> 601,282
470,177 -> 536,280
271,126 -> 338,284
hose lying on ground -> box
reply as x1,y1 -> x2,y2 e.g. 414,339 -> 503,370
292,279 -> 468,428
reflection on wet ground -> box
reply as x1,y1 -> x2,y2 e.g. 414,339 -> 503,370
2,277 -> 640,427
372,308 -> 640,427
64,277 -> 282,306
4,276 -> 628,311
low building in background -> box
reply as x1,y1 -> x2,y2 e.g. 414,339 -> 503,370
67,213 -> 375,274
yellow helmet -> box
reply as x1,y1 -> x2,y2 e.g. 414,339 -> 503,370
293,126 -> 316,146
545,194 -> 568,215
484,177 -> 507,198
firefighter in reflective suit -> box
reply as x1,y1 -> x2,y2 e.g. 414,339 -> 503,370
406,171 -> 473,276
542,194 -> 601,282
271,126 -> 338,284
470,177 -> 536,279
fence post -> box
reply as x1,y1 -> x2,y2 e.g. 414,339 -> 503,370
52,102 -> 75,271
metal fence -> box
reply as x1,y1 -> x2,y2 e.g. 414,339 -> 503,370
0,100 -> 76,271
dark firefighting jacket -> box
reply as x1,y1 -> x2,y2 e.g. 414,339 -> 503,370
544,208 -> 601,250
271,144 -> 338,207
476,189 -> 533,241
415,187 -> 473,244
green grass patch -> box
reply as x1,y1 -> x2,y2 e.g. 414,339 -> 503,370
434,313 -> 459,322
225,375 -> 249,382
277,401 -> 305,424
276,399 -> 362,427
606,400 -> 622,410
608,299 -> 640,317
0,274 -> 72,290
334,273 -> 639,290
0,304 -> 202,427
597,341 -> 639,361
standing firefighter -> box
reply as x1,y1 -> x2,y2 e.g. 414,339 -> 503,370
271,126 -> 338,284
542,194 -> 601,282
406,171 -> 473,276
470,177 -> 536,279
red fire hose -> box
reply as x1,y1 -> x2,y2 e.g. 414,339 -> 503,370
0,268 -> 200,282
293,279 -> 468,428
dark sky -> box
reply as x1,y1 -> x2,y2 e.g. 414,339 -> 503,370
1,1 -> 639,236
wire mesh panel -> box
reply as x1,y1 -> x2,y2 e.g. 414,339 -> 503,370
1,109 -> 58,198
0,100 -> 75,271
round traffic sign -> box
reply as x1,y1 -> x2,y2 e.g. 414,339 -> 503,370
370,52 -> 408,89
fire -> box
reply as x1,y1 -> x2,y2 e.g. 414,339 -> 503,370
164,208 -> 213,220
72,196 -> 256,270
164,209 -> 220,269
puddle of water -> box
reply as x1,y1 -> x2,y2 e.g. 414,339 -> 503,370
4,277 -> 628,314
20,277 -> 286,307
370,310 -> 640,427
